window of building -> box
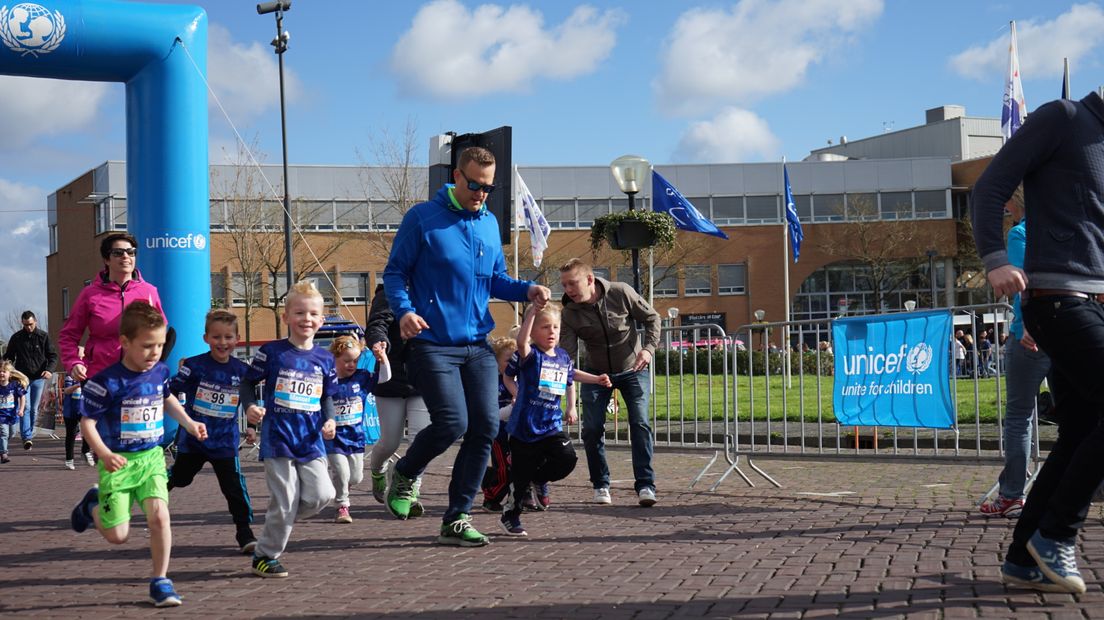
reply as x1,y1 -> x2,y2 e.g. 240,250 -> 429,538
304,272 -> 337,304
593,267 -> 611,281
210,199 -> 227,231
339,272 -> 370,303
211,272 -> 228,308
712,196 -> 744,224
543,199 -> 576,229
296,201 -> 335,230
49,224 -> 57,254
880,191 -> 912,220
813,193 -> 845,222
260,201 -> 284,230
718,264 -> 747,295
61,287 -> 70,320
686,196 -> 710,218
232,272 -> 263,307
847,193 -> 878,221
684,265 -> 712,296
745,195 -> 778,223
914,190 -> 948,218
95,196 -> 126,234
653,266 -> 678,297
336,201 -> 371,230
576,199 -> 609,227
791,194 -> 812,222
611,198 -> 629,214
269,273 -> 288,305
371,201 -> 403,230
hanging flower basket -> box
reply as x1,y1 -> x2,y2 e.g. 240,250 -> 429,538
589,210 -> 677,253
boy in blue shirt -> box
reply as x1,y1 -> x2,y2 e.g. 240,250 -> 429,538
501,304 -> 610,536
69,301 -> 209,607
167,309 -> 256,554
241,281 -> 338,578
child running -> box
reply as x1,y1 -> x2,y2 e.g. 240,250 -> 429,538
241,281 -> 338,578
69,301 -> 208,607
0,361 -> 27,464
501,303 -> 611,536
481,336 -> 517,512
327,335 -> 388,524
61,372 -> 91,469
166,310 -> 257,554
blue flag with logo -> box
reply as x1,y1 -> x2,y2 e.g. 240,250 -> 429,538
832,310 -> 954,429
651,171 -> 729,240
783,163 -> 803,263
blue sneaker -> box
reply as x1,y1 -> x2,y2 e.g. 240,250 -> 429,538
1027,531 -> 1086,594
1000,560 -> 1067,592
70,485 -> 99,533
148,577 -> 182,607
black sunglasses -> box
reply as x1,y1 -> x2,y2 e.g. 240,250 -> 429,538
458,168 -> 495,194
109,248 -> 137,258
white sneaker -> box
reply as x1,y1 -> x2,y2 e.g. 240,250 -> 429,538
593,487 -> 612,504
64,460 -> 75,470
84,452 -> 95,467
637,488 -> 657,507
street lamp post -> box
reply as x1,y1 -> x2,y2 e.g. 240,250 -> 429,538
258,0 -> 295,293
754,308 -> 766,351
610,155 -> 652,294
926,249 -> 938,308
361,272 -> 370,330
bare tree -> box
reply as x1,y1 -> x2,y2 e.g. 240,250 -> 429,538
355,117 -> 428,259
818,195 -> 948,311
2,309 -> 23,337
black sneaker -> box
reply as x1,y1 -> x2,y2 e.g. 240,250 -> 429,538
236,527 -> 257,555
251,555 -> 288,578
0,454 -> 9,464
70,485 -> 99,533
23,440 -> 32,450
482,498 -> 504,513
499,510 -> 527,537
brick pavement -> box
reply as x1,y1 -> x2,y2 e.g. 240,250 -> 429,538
1,439 -> 1103,618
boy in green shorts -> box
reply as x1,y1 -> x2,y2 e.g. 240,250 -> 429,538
70,301 -> 208,607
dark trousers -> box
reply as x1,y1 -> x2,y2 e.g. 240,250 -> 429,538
482,423 -> 511,503
1008,296 -> 1104,564
507,432 -> 577,513
168,451 -> 254,530
63,416 -> 89,461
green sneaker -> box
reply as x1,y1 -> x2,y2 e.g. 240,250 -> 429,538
438,513 -> 489,547
408,476 -> 425,518
370,470 -> 387,504
386,468 -> 416,520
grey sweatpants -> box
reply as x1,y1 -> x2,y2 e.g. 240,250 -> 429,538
368,395 -> 430,474
255,456 -> 335,559
328,452 -> 364,507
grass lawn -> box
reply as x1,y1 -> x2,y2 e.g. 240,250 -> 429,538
602,373 -> 1007,424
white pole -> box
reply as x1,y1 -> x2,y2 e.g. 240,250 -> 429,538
513,166 -> 521,323
782,160 -> 793,389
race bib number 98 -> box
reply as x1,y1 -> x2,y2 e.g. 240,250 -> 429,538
194,385 -> 239,419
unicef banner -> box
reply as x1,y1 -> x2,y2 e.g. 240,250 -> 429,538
832,310 -> 955,429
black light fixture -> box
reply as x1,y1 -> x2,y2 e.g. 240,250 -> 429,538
609,154 -> 651,294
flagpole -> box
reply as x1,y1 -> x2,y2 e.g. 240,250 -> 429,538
513,166 -> 521,323
781,159 -> 792,389
1062,57 -> 1071,100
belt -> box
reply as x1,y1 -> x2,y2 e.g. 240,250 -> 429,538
1024,288 -> 1104,302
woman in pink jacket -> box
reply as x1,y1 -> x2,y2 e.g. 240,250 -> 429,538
58,233 -> 167,382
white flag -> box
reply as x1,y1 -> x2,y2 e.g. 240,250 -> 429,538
1001,20 -> 1027,141
515,168 -> 549,267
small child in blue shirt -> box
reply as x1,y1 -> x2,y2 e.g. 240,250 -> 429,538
500,303 -> 610,537
326,335 -> 387,524
241,281 -> 338,578
0,360 -> 28,464
481,337 -> 517,512
61,372 -> 91,469
69,301 -> 208,607
167,310 -> 256,554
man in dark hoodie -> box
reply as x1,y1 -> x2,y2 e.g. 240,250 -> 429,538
4,311 -> 58,448
559,258 -> 661,507
383,146 -> 549,547
972,91 -> 1104,595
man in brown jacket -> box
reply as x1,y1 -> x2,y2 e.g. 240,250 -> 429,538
560,258 -> 661,506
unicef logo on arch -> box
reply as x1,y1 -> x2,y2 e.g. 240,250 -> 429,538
0,3 -> 66,58
145,232 -> 207,252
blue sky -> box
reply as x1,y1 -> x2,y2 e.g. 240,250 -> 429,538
2,0 -> 1104,327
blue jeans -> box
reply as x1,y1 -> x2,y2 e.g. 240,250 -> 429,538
998,337 -> 1051,500
0,422 -> 10,454
395,340 -> 499,523
580,368 -> 655,492
1007,296 -> 1104,565
21,378 -> 45,441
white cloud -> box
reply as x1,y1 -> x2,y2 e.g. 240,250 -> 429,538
207,23 -> 301,125
390,0 -> 624,99
949,4 -> 1104,82
0,76 -> 110,146
673,107 -> 780,163
0,179 -> 48,326
655,0 -> 883,116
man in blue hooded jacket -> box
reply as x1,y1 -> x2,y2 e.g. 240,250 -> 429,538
383,146 -> 549,546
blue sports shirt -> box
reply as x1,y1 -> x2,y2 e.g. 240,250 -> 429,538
171,353 -> 250,460
325,369 -> 380,456
507,347 -> 574,443
0,381 -> 26,425
247,339 -> 338,462
81,362 -> 172,453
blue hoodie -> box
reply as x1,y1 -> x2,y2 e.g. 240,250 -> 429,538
384,185 -> 532,345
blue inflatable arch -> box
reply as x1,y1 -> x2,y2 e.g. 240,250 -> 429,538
0,0 -> 210,441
